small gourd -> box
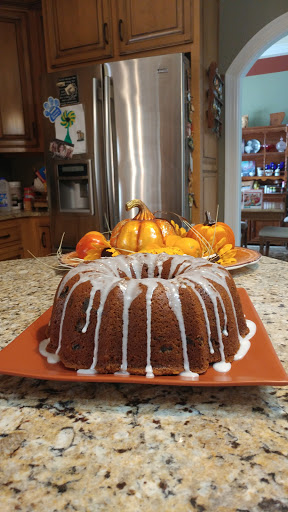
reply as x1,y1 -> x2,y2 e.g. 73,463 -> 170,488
166,234 -> 201,257
76,231 -> 110,259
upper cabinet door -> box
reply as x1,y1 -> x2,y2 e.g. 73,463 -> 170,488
116,0 -> 193,55
42,0 -> 113,70
0,9 -> 38,150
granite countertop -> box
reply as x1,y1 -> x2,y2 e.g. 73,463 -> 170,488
0,210 -> 49,221
0,256 -> 288,511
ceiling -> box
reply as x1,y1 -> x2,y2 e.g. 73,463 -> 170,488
260,35 -> 288,58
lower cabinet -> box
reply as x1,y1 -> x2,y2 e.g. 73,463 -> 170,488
0,216 -> 51,261
0,219 -> 23,260
20,217 -> 51,259
241,212 -> 283,244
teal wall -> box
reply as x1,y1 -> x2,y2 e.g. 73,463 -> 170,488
242,71 -> 288,126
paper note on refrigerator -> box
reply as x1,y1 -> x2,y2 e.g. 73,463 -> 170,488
55,104 -> 86,154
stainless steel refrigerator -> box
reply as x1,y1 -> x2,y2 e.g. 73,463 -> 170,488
43,53 -> 191,251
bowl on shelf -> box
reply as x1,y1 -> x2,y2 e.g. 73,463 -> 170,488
265,169 -> 274,176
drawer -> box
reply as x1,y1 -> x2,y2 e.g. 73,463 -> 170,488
0,220 -> 21,247
0,243 -> 23,261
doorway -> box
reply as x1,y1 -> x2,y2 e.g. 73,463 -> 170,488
224,12 -> 288,245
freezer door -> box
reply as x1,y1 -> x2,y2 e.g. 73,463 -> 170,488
103,53 -> 188,222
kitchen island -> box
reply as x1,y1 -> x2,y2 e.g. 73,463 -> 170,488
0,255 -> 288,511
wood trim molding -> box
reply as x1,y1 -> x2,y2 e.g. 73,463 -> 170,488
0,1 -> 41,8
224,12 -> 288,245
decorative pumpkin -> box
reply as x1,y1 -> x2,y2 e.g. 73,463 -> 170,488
165,234 -> 201,257
110,199 -> 176,253
187,211 -> 235,250
76,231 -> 110,259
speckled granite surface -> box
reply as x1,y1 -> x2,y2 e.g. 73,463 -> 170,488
0,256 -> 288,511
0,211 -> 49,222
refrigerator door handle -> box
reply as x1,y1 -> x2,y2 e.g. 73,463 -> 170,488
93,77 -> 106,233
104,73 -> 119,231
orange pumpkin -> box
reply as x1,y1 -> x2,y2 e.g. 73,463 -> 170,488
110,199 -> 176,253
187,211 -> 235,250
165,234 -> 201,257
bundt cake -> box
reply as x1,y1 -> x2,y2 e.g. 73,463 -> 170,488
44,253 -> 250,377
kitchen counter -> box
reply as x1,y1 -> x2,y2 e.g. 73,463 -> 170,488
0,255 -> 288,511
0,210 -> 49,222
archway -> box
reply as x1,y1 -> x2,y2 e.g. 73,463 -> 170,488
224,12 -> 288,245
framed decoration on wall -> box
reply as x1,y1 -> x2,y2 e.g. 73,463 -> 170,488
242,189 -> 263,209
207,62 -> 224,137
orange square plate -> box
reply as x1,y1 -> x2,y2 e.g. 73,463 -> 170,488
0,289 -> 287,386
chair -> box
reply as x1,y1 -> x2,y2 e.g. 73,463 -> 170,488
258,226 -> 288,256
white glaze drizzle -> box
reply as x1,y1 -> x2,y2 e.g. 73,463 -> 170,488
82,284 -> 97,334
77,368 -> 97,375
90,278 -> 121,369
46,254 -> 255,376
119,279 -> 142,373
145,280 -> 158,377
234,319 -> 256,360
212,319 -> 256,372
39,339 -> 60,364
57,275 -> 92,355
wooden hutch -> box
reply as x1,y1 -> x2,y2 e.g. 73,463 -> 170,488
241,124 -> 288,244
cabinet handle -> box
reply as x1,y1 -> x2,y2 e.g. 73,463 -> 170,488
118,19 -> 124,41
41,232 -> 46,248
0,234 -> 10,240
103,22 -> 109,45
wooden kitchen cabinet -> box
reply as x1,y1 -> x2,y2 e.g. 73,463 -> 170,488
0,5 -> 44,152
42,0 -> 217,227
116,0 -> 193,55
42,0 -> 113,71
0,219 -> 23,261
0,216 -> 51,261
42,0 -> 193,70
20,216 -> 52,259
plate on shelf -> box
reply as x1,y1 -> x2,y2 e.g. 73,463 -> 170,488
245,139 -> 261,154
0,289 -> 287,386
224,247 -> 261,271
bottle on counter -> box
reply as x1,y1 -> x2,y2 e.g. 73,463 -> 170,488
23,187 -> 35,211
0,178 -> 12,215
9,181 -> 22,210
